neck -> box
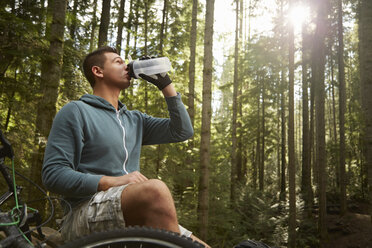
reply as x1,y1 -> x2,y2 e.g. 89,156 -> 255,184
93,81 -> 121,110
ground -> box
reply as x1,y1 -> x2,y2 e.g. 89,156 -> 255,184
327,212 -> 372,248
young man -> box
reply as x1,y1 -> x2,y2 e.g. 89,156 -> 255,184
42,46 -> 209,247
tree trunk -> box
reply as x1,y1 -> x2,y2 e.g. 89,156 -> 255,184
89,0 -> 98,51
302,21 -> 313,218
359,0 -> 372,223
310,36 -> 317,196
288,0 -> 296,245
158,0 -> 167,55
185,0 -> 198,187
116,0 -> 126,53
280,71 -> 286,201
198,0 -> 215,240
254,92 -> 261,191
237,0 -> 244,185
144,0 -> 149,112
231,0 -> 239,203
188,0 -> 198,127
124,0 -> 133,59
314,0 -> 329,241
337,0 -> 347,216
98,0 -> 111,47
29,0 -> 67,211
144,0 -> 148,56
279,0 -> 286,202
260,79 -> 265,191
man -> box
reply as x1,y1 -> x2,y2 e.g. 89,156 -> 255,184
42,46 -> 209,247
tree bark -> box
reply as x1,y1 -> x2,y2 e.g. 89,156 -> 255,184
260,79 -> 265,191
337,0 -> 347,216
89,0 -> 98,51
288,0 -> 296,245
280,69 -> 286,201
231,0 -> 239,203
116,0 -> 126,53
158,0 -> 167,55
98,0 -> 111,47
188,0 -> 198,127
124,0 -> 133,59
279,0 -> 286,202
144,0 -> 148,56
254,92 -> 261,191
359,0 -> 372,223
302,21 -> 313,218
198,0 -> 215,240
313,0 -> 329,241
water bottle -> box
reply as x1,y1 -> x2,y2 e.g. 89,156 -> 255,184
127,57 -> 172,79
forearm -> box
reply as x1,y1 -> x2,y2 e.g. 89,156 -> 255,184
98,176 -> 119,191
42,164 -> 102,197
161,83 -> 177,97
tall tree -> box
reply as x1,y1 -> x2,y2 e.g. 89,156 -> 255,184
279,0 -> 286,202
288,0 -> 296,246
237,0 -> 245,185
260,78 -> 265,191
337,0 -> 346,216
231,0 -> 239,202
89,0 -> 98,51
313,0 -> 329,241
280,69 -> 286,201
359,0 -> 372,223
198,0 -> 215,240
29,0 -> 67,205
124,0 -> 133,59
116,0 -> 126,53
188,0 -> 198,126
98,0 -> 111,47
158,0 -> 167,55
302,13 -> 313,217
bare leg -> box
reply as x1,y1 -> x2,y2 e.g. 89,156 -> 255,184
120,179 -> 179,232
121,179 -> 210,247
191,234 -> 211,248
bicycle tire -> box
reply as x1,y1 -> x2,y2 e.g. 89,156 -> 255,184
59,226 -> 205,248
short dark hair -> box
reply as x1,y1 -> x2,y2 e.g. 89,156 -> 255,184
82,46 -> 118,88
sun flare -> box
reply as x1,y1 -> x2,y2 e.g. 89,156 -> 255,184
288,5 -> 310,31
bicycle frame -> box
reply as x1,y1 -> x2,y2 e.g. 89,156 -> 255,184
0,130 -> 44,247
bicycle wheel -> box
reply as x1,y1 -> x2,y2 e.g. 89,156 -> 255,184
59,226 -> 205,248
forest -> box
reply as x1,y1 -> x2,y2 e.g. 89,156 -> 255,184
0,0 -> 372,247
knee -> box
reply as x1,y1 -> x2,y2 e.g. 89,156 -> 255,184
141,179 -> 171,205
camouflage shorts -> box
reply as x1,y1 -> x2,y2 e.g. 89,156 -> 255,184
61,184 -> 192,241
61,184 -> 129,241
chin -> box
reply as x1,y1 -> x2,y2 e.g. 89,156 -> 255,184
120,81 -> 131,90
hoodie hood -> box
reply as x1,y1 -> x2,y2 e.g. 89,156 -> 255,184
79,94 -> 127,113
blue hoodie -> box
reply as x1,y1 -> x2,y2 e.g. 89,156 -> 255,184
42,93 -> 193,208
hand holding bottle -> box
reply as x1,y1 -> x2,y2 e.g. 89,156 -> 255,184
127,56 -> 172,90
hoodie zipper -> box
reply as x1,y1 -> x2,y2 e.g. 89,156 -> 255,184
116,110 -> 129,174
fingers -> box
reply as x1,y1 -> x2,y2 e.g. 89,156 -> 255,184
130,171 -> 148,183
138,73 -> 154,82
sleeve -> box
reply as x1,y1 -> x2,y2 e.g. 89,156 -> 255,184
41,102 -> 103,197
142,93 -> 194,145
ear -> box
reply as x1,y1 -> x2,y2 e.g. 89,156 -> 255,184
92,66 -> 104,79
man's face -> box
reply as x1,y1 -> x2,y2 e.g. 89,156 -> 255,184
100,52 -> 131,89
